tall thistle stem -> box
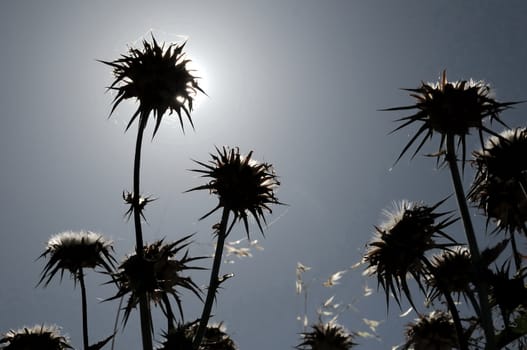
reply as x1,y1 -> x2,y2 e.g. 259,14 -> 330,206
193,208 -> 231,350
133,115 -> 153,350
79,268 -> 89,350
445,133 -> 495,350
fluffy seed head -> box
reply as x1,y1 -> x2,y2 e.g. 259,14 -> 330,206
38,230 -> 116,286
363,199 -> 457,308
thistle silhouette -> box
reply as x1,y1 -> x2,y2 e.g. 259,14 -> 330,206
100,34 -> 204,350
38,231 -> 115,350
188,146 -> 281,349
0,325 -> 72,350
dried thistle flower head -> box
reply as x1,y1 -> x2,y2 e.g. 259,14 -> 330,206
469,127 -> 527,233
38,230 -> 116,286
100,35 -> 205,135
109,235 -> 205,326
159,321 -> 237,350
363,199 -> 457,309
0,324 -> 72,350
296,322 -> 356,350
188,146 -> 281,236
426,246 -> 473,303
404,311 -> 458,350
386,71 -> 517,164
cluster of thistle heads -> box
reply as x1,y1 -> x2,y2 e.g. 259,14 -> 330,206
3,34 -> 526,350
361,71 -> 527,349
0,36 -> 284,350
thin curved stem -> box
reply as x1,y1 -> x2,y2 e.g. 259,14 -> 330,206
446,134 -> 495,350
193,208 -> 231,350
79,268 -> 89,350
133,115 -> 153,350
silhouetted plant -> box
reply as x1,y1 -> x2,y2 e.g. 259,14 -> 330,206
108,236 -> 205,331
363,199 -> 457,310
469,127 -> 527,269
383,71 -> 521,349
38,231 -> 116,350
0,325 -> 72,350
188,146 -> 281,349
296,322 -> 357,350
403,311 -> 458,350
100,34 -> 204,350
159,321 -> 237,350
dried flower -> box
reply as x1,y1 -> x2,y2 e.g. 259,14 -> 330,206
0,325 -> 72,350
404,311 -> 458,350
426,246 -> 473,303
188,146 -> 281,236
363,199 -> 457,309
38,231 -> 116,286
296,322 -> 356,350
469,127 -> 527,234
159,321 -> 237,350
100,35 -> 204,135
109,235 -> 204,326
385,71 -> 517,164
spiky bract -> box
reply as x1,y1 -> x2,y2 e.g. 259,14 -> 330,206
363,199 -> 457,308
386,71 -> 517,164
159,321 -> 237,350
100,35 -> 204,135
404,311 -> 458,350
469,127 -> 527,234
0,325 -> 72,350
188,146 -> 281,236
109,235 -> 204,326
296,323 -> 356,350
38,231 -> 116,286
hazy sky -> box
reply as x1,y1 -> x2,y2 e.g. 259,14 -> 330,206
1,1 -> 527,349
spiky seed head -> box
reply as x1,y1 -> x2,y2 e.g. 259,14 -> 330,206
405,311 -> 458,350
386,71 -> 517,164
100,35 -> 204,136
188,146 -> 281,236
363,199 -> 457,309
159,321 -> 237,350
296,322 -> 356,350
0,325 -> 72,350
469,127 -> 527,233
426,246 -> 473,303
109,236 -> 204,327
38,231 -> 116,286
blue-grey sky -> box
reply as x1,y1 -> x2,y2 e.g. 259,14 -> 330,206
1,1 -> 527,349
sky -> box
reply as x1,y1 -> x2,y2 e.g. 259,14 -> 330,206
1,1 -> 527,349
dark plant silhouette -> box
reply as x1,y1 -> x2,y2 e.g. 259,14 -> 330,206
158,321 -> 237,350
100,35 -> 204,350
187,146 -> 281,349
0,325 -> 72,350
38,231 -> 116,350
296,322 -> 357,350
403,311 -> 458,350
363,199 -> 457,310
368,71 -> 527,350
383,71 -> 522,349
108,236 -> 205,331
